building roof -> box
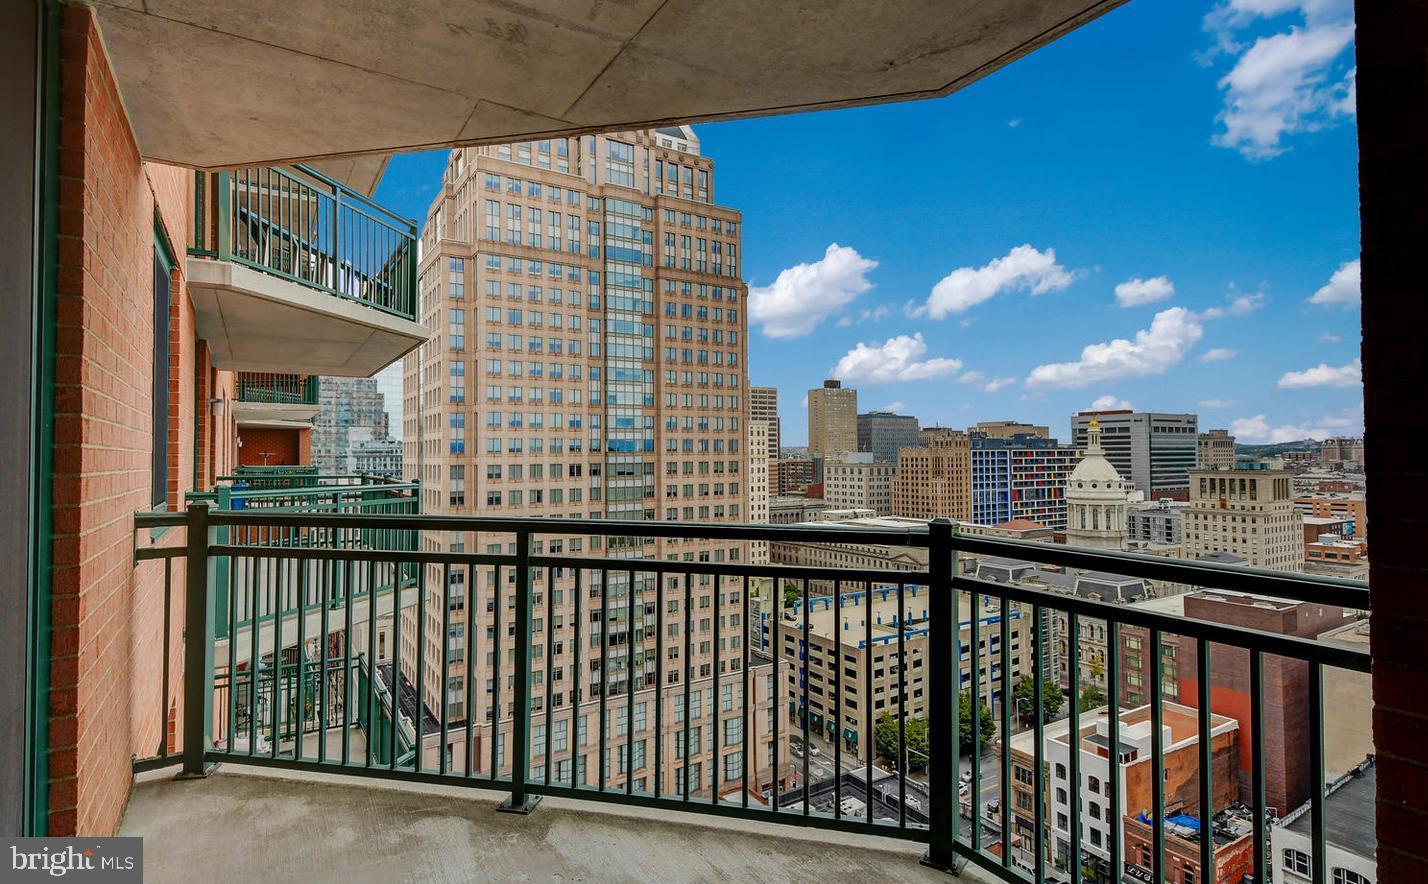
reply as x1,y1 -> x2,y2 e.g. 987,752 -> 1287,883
995,518 -> 1049,531
1285,760 -> 1376,858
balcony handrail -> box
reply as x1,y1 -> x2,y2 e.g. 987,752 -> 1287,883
131,508 -> 1372,884
191,164 -> 417,321
133,510 -> 1368,609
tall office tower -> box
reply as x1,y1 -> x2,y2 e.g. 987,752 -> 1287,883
893,431 -> 972,520
807,379 -> 857,458
402,128 -> 783,798
1197,428 -> 1236,469
969,433 -> 1078,530
750,386 -> 780,492
748,419 -> 770,564
312,376 -> 390,472
1070,410 -> 1198,498
973,420 -> 1049,440
1184,465 -> 1305,570
856,410 -> 920,462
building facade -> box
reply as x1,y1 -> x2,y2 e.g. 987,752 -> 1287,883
893,431 -> 972,521
313,376 -> 391,473
970,434 -> 1078,530
775,458 -> 815,495
779,587 -> 1033,761
1009,704 -> 1240,883
749,419 -> 770,565
824,455 -> 895,516
1071,411 -> 1198,498
1127,499 -> 1186,545
1183,466 -> 1304,570
401,128 -> 784,799
857,411 -> 920,462
807,379 -> 857,458
1196,428 -> 1236,470
750,385 -> 780,492
973,420 -> 1049,440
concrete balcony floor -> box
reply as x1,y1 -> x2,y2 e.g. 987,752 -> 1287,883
121,766 -> 1000,883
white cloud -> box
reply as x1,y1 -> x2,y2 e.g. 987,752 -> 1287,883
1199,399 -> 1235,409
910,245 -> 1075,319
832,333 -> 963,383
1201,347 -> 1239,362
1318,331 -> 1342,343
1008,118 -> 1023,129
1308,258 -> 1359,307
749,244 -> 877,338
1090,394 -> 1134,410
982,377 -> 1017,393
1208,0 -> 1356,160
880,401 -> 907,413
1025,307 -> 1204,390
1114,276 -> 1175,307
836,304 -> 891,327
1201,290 -> 1265,319
1230,406 -> 1361,444
957,371 -> 984,385
1278,357 -> 1361,388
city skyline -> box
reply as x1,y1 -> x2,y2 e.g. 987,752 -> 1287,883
373,0 -> 1361,449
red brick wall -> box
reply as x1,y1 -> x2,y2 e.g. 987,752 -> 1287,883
1360,3 -> 1428,879
50,6 -> 195,836
237,426 -> 309,467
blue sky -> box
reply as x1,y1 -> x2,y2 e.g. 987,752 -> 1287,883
376,0 -> 1362,448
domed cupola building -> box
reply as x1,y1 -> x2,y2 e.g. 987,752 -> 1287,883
1065,418 -> 1130,550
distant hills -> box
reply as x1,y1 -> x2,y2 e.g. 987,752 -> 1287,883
1235,440 -> 1322,457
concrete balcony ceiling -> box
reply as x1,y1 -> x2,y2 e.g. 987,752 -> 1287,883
188,258 -> 427,378
85,0 -> 1126,170
230,401 -> 321,428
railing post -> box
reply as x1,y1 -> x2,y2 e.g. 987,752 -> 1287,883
499,528 -> 541,813
177,504 -> 216,779
923,518 -> 964,873
214,172 -> 231,262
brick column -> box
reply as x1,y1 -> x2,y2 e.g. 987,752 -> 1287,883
1359,2 -> 1428,878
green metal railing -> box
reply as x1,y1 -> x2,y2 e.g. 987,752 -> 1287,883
191,165 -> 417,321
131,511 -> 1370,884
236,373 -> 318,406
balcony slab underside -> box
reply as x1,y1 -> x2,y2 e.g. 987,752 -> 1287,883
232,400 -> 320,427
121,767 -> 996,884
189,258 -> 426,378
87,0 -> 1126,171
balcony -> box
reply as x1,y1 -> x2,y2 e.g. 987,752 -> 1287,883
231,373 -> 320,427
128,508 -> 1369,883
188,165 -> 427,377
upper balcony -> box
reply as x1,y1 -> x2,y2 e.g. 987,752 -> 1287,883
188,165 -> 427,378
231,372 -> 320,428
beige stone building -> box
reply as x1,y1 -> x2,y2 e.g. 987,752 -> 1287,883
824,455 -> 895,516
893,431 -> 972,521
1184,466 -> 1304,570
973,420 -> 1049,439
749,419 -> 770,566
750,386 -> 781,494
401,127 -> 786,798
807,379 -> 857,458
1197,428 -> 1236,469
778,586 -> 1034,761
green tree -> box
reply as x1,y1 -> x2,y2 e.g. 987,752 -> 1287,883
783,580 -> 801,608
1078,686 -> 1107,713
873,714 -> 930,770
1013,674 -> 1065,725
959,690 -> 996,754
